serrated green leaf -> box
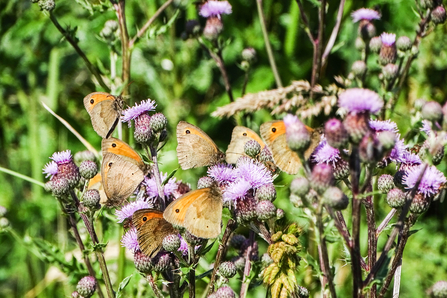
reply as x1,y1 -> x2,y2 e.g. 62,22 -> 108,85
148,10 -> 180,39
162,169 -> 178,186
116,274 -> 133,298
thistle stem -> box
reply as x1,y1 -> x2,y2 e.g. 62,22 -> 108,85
149,145 -> 166,209
256,0 -> 283,88
147,273 -> 164,298
240,230 -> 255,298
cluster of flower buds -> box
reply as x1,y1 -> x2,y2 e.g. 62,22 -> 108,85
31,0 -> 55,12
99,20 -> 120,45
121,99 -> 168,145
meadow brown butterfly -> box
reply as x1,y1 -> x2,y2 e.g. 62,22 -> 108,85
260,120 -> 321,175
101,138 -> 148,207
84,92 -> 124,138
176,121 -> 225,170
163,186 -> 223,239
226,126 -> 266,164
132,209 -> 177,257
87,173 -> 108,204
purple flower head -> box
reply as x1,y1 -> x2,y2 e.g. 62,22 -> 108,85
178,235 -> 188,256
283,114 -> 301,127
235,159 -> 273,189
401,151 -> 422,168
381,33 -> 396,46
404,165 -> 446,198
115,200 -> 153,223
51,150 -> 73,164
143,171 -> 180,199
312,138 -> 341,165
388,137 -> 407,163
421,120 -> 432,136
199,1 -> 232,18
369,119 -> 398,133
121,99 -> 157,126
43,161 -> 58,178
351,8 -> 381,22
222,179 -> 252,203
338,88 -> 383,114
121,227 -> 140,252
208,163 -> 237,185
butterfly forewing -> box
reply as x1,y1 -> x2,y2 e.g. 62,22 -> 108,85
102,138 -> 147,171
101,153 -> 145,207
226,126 -> 265,164
176,121 -> 225,170
83,92 -> 123,138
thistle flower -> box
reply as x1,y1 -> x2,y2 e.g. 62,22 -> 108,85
143,172 -> 183,200
115,200 -> 152,223
379,33 -> 397,65
76,276 -> 96,298
121,99 -> 157,125
421,120 -> 433,136
388,137 -> 407,163
312,138 -> 341,165
283,114 -> 310,152
208,163 -> 237,186
234,159 -> 273,189
121,227 -> 140,252
134,250 -> 153,273
432,5 -> 447,25
178,235 -> 189,256
401,152 -> 422,169
222,179 -> 252,203
339,88 -> 383,114
351,8 -> 381,23
50,150 -> 80,188
324,118 -> 348,149
162,234 -> 181,252
43,161 -> 58,179
199,1 -> 232,18
369,36 -> 382,53
403,165 -> 446,198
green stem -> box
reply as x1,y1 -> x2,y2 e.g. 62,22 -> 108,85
0,166 -> 45,187
256,0 -> 283,88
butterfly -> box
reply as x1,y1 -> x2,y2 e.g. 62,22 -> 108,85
101,138 -> 148,207
225,126 -> 266,164
132,209 -> 177,257
260,120 -> 322,175
84,92 -> 124,138
176,121 -> 225,170
163,186 -> 223,239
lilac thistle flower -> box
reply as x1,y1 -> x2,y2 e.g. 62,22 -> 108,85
388,137 -> 407,163
121,227 -> 140,252
381,33 -> 396,46
351,8 -> 381,22
312,138 -> 341,165
115,200 -> 152,223
234,159 -> 273,189
369,119 -> 398,133
404,165 -> 447,198
400,151 -> 422,170
43,161 -> 58,178
223,179 -> 252,203
121,99 -> 156,126
51,150 -> 73,164
338,88 -> 383,114
199,1 -> 232,18
421,120 -> 432,136
143,171 -> 181,199
208,163 -> 237,186
178,235 -> 189,256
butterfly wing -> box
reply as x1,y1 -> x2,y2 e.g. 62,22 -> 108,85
132,209 -> 177,257
226,126 -> 265,164
163,187 -> 223,239
260,120 -> 301,175
87,173 -> 108,204
84,92 -> 122,138
176,121 -> 224,170
101,138 -> 147,171
101,153 -> 145,207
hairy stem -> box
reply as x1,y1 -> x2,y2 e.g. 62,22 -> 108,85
147,273 -> 164,298
350,147 -> 362,297
364,192 -> 377,297
256,0 -> 283,88
240,230 -> 255,298
149,145 -> 166,209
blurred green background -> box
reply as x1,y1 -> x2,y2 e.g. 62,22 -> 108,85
1,0 -> 447,297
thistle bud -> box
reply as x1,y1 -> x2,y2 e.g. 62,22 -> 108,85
310,163 -> 335,194
410,192 -> 431,214
290,177 -> 310,197
134,113 -> 152,144
74,150 -> 96,165
276,208 -> 285,219
420,0 -> 435,9
386,188 -> 406,208
382,63 -> 399,80
333,159 -> 350,180
322,186 -> 349,210
396,36 -> 412,52
255,183 -> 276,201
150,113 -> 168,133
421,101 -> 443,122
51,177 -> 71,197
324,118 -> 349,149
162,234 -> 181,252
343,112 -> 371,143
38,0 -> 55,11
430,280 -> 447,297
432,5 -> 447,25
244,140 -> 261,158
215,286 -> 236,298
153,252 -> 171,272
369,36 -> 382,53
284,114 -> 310,152
79,160 -> 98,180
203,17 -> 223,40
0,206 -> 6,218
82,189 -> 101,210
378,174 -> 395,194
218,261 -> 237,278
355,37 -> 366,51
76,276 -> 96,298
134,250 -> 153,273
256,200 -> 277,221
351,60 -> 367,77
242,47 -> 257,63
